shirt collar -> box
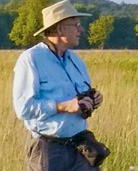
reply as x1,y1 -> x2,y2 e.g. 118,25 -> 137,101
43,38 -> 56,53
43,38 -> 69,58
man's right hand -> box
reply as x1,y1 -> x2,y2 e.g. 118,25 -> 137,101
57,98 -> 80,113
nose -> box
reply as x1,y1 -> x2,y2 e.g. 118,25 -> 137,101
81,26 -> 85,32
78,26 -> 85,33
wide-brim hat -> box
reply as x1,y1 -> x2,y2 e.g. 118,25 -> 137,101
34,0 -> 92,36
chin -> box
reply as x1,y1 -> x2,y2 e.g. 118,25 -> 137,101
67,40 -> 80,49
74,42 -> 79,48
73,41 -> 80,48
69,44 -> 79,49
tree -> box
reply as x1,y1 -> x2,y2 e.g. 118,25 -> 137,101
88,15 -> 114,49
4,0 -> 22,14
107,17 -> 138,49
9,0 -> 53,47
135,10 -> 138,36
0,0 -> 19,49
0,12 -> 16,48
135,25 -> 138,36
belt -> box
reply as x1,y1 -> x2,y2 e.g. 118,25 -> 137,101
41,130 -> 87,146
41,135 -> 78,146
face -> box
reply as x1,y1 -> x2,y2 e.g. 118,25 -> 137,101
59,17 -> 84,48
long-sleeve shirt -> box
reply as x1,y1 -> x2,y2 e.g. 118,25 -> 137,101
13,42 -> 91,138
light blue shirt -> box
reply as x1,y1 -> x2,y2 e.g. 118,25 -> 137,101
13,42 -> 91,138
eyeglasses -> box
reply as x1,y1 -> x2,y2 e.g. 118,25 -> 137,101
63,22 -> 82,28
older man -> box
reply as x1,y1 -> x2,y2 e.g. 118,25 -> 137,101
13,0 -> 107,170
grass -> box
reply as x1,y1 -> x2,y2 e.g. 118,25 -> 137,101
0,50 -> 138,171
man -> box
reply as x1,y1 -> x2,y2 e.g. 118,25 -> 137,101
13,0 -> 105,170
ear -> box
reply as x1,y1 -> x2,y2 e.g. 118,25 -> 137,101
57,24 -> 63,36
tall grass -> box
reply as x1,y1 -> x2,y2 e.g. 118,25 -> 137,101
0,50 -> 138,171
0,51 -> 28,171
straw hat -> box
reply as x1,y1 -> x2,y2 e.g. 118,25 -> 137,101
34,0 -> 92,36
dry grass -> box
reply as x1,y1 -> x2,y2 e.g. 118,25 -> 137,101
0,50 -> 138,171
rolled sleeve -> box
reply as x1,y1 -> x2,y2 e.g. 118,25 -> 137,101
38,99 -> 57,121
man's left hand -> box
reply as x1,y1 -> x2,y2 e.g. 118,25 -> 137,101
92,90 -> 103,109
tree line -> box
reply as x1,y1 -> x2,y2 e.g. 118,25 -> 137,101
0,0 -> 138,49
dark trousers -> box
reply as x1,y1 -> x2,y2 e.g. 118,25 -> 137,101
27,136 -> 100,171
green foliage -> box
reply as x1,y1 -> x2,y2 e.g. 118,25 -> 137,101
71,0 -> 138,19
4,0 -> 22,13
0,0 -> 10,3
0,0 -> 22,49
135,10 -> 138,36
88,15 -> 114,49
74,3 -> 94,13
0,12 -> 16,48
135,25 -> 138,36
9,0 -> 53,47
0,4 -> 4,11
107,17 -> 138,49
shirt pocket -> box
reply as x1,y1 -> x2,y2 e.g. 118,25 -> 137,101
40,80 -> 64,100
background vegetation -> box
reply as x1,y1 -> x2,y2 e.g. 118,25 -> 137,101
0,50 -> 138,171
0,0 -> 138,49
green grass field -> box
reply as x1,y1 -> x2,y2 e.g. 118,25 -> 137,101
0,50 -> 138,171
